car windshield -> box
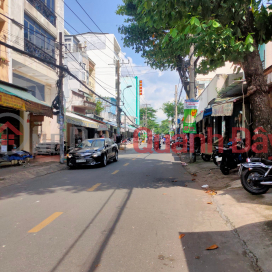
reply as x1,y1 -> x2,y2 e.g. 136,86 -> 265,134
78,140 -> 95,148
94,140 -> 105,148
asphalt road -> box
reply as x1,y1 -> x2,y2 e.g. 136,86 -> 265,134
0,146 -> 255,272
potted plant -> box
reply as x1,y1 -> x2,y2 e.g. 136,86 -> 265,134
0,57 -> 9,65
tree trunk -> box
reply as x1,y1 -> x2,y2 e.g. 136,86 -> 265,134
242,43 -> 272,158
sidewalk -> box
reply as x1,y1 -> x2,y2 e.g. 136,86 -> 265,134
179,153 -> 272,272
0,155 -> 67,189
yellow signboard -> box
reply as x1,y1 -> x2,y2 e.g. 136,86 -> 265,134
0,93 -> 26,111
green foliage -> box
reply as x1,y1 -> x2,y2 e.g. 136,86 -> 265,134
161,101 -> 184,124
95,100 -> 104,116
159,119 -> 171,135
140,106 -> 159,130
117,0 -> 272,75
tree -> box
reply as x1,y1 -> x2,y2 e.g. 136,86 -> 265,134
140,106 -> 159,130
116,1 -> 192,97
160,119 -> 171,135
161,101 -> 184,124
95,100 -> 104,116
117,0 -> 272,156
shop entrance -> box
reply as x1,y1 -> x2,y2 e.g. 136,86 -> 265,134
0,106 -> 21,152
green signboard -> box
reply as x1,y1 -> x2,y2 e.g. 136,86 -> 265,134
183,99 -> 199,134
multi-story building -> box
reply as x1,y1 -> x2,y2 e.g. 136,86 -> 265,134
0,0 -> 64,153
63,34 -> 96,116
0,0 -> 9,82
76,32 -> 120,97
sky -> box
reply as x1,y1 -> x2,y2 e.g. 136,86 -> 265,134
64,0 -> 183,123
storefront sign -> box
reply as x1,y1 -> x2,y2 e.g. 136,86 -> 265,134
212,103 -> 233,117
183,99 -> 199,134
0,93 -> 26,111
97,124 -> 108,131
1,145 -> 7,152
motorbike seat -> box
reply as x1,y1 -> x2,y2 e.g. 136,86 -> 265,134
250,158 -> 272,165
250,158 -> 262,162
262,159 -> 272,165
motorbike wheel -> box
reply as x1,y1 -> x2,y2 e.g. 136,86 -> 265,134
241,168 -> 270,195
201,154 -> 211,161
220,163 -> 230,175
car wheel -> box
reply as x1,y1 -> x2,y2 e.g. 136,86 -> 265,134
113,151 -> 118,162
102,154 -> 107,167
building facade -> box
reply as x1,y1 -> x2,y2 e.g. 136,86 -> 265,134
0,0 -> 64,153
76,32 -> 121,97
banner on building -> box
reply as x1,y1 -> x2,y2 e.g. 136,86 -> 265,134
183,99 -> 199,134
0,93 -> 26,111
139,80 -> 143,95
212,102 -> 233,117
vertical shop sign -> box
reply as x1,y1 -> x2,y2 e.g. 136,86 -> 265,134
183,99 -> 199,134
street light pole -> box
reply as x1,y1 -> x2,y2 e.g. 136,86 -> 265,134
122,85 -> 132,106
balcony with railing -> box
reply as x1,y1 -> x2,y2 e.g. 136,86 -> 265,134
24,38 -> 56,69
26,0 -> 56,26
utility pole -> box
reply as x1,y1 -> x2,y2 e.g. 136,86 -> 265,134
175,85 -> 178,135
189,44 -> 195,100
124,113 -> 127,152
189,44 -> 195,162
58,32 -> 64,164
116,60 -> 121,137
141,103 -> 151,142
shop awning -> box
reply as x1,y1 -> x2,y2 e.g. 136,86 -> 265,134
203,108 -> 212,117
0,82 -> 52,117
218,80 -> 247,98
66,112 -> 98,129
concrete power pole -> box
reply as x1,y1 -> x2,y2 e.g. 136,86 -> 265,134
175,85 -> 178,135
58,32 -> 64,164
189,44 -> 195,100
189,44 -> 196,162
141,103 -> 151,142
116,60 -> 121,137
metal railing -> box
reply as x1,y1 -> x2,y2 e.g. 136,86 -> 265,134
24,38 -> 56,69
26,0 -> 56,27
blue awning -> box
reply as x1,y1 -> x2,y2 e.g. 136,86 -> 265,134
203,108 -> 212,117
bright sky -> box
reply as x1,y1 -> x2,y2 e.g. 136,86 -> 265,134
64,0 -> 183,123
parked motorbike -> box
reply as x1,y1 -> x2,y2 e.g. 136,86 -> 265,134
217,140 -> 255,175
239,157 -> 272,195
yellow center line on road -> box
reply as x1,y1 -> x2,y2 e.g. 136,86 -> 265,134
112,170 -> 119,175
28,212 -> 63,233
124,163 -> 129,166
132,158 -> 136,161
87,183 -> 102,192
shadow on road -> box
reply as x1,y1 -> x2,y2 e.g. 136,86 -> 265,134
177,220 -> 272,272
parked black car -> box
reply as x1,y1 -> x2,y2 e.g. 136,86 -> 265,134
67,138 -> 118,169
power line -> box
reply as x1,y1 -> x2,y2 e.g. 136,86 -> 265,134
63,0 -> 115,60
65,48 -> 117,98
64,47 -> 137,120
53,6 -> 110,65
